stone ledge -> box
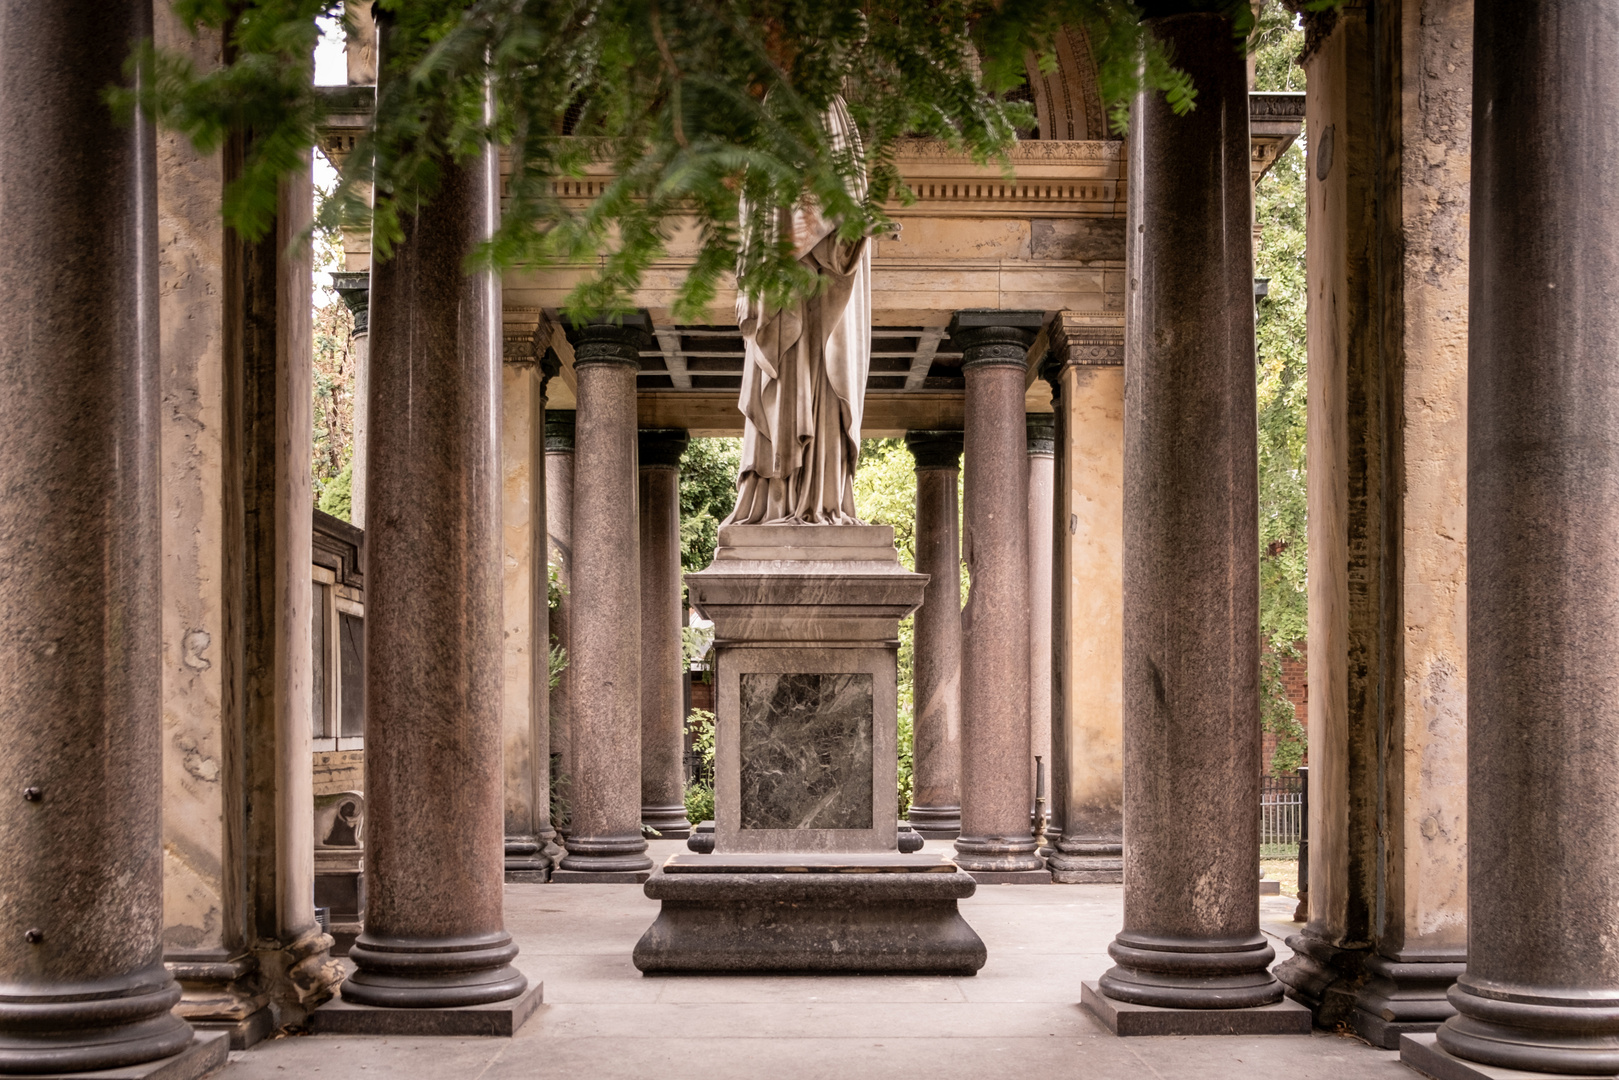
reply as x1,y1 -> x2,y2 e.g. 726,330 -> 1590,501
550,869 -> 651,884
967,869 -> 1052,885
307,981 -> 543,1037
189,1008 -> 273,1051
1399,1032 -> 1594,1080
25,1032 -> 228,1080
1081,981 -> 1313,1036
1051,868 -> 1123,884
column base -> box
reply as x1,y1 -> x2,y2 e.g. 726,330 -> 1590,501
0,966 -> 195,1075
1432,977 -> 1619,1076
504,835 -> 553,882
343,932 -> 528,1009
310,980 -> 542,1037
1099,932 -> 1283,1010
4,1032 -> 229,1080
1402,1032 -> 1604,1080
1082,981 -> 1312,1036
558,834 -> 653,878
1275,929 -> 1364,1028
905,804 -> 961,840
166,952 -> 273,1050
1047,841 -> 1123,884
1349,952 -> 1465,1050
952,835 -> 1044,874
641,804 -> 692,840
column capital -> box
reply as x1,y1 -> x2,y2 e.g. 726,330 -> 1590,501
1049,310 -> 1124,369
904,429 -> 963,471
566,314 -> 653,369
1026,413 -> 1056,457
545,410 -> 577,453
948,310 -> 1044,371
331,270 -> 370,334
637,428 -> 689,469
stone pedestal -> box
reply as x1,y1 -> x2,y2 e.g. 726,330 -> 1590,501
639,428 -> 693,840
950,311 -> 1046,882
554,320 -> 653,881
1089,10 -> 1281,1030
336,30 -> 527,1018
0,2 -> 199,1071
1421,3 -> 1619,1075
636,525 -> 983,973
903,431 -> 964,840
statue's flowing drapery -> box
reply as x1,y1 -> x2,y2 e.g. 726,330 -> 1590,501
725,98 -> 871,526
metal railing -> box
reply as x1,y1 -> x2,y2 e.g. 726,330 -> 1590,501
1260,773 -> 1304,857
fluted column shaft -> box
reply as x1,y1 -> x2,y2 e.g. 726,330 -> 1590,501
1434,2 -> 1619,1073
639,428 -> 691,840
904,431 -> 964,840
0,1 -> 195,1070
558,321 -> 653,877
951,311 -> 1043,875
1100,9 -> 1277,1009
347,32 -> 523,1005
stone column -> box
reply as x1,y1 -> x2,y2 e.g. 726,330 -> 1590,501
332,272 -> 369,529
545,410 -> 577,824
1044,315 -> 1126,885
949,310 -> 1045,880
1025,413 -> 1055,833
555,319 -> 653,881
904,430 -> 964,840
1089,9 -> 1291,1026
343,49 -> 525,1008
1421,2 -> 1619,1074
639,428 -> 692,840
0,1 -> 201,1071
501,323 -> 559,882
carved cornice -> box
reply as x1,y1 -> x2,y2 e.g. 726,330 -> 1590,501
330,271 -> 369,334
949,309 -> 1045,371
904,430 -> 964,471
1049,310 -> 1124,368
1026,413 -> 1056,456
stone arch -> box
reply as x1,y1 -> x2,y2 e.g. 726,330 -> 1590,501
1022,25 -> 1109,140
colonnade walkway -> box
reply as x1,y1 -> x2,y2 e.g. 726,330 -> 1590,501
219,842 -> 1407,1080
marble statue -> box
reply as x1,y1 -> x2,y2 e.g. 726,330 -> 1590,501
725,97 -> 871,526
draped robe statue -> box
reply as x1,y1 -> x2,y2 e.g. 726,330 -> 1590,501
725,98 -> 871,526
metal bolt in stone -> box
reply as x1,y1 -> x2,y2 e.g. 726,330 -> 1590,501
21,787 -> 41,802
24,929 -> 42,944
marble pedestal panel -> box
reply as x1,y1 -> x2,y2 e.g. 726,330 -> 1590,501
633,853 -> 984,975
1081,982 -> 1312,1037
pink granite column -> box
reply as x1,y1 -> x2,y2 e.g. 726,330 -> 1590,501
950,311 -> 1045,879
0,1 -> 197,1069
1427,2 -> 1619,1073
639,428 -> 692,840
556,320 -> 653,880
344,27 -> 524,1006
1097,7 -> 1279,1014
904,430 -> 964,840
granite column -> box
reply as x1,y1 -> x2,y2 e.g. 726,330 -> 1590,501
904,430 -> 965,840
1089,9 -> 1291,1027
343,43 -> 526,1008
1025,413 -> 1056,836
0,1 -> 199,1070
545,410 -> 577,821
950,310 -> 1044,880
555,319 -> 653,881
639,428 -> 692,840
1423,2 -> 1619,1073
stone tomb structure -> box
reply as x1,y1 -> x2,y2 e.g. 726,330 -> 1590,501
634,525 -> 984,974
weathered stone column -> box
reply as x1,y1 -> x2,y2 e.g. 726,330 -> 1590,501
331,272 -> 369,529
1417,2 -> 1619,1074
639,428 -> 692,839
0,2 -> 200,1071
555,319 -> 653,881
949,310 -> 1045,880
1086,9 -> 1298,1031
342,50 -> 526,1010
1025,413 -> 1055,832
545,410 -> 577,822
1044,314 -> 1126,885
904,430 -> 964,840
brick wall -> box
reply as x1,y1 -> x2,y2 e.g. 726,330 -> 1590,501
1261,641 -> 1308,775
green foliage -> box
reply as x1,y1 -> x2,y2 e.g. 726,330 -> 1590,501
681,623 -> 715,668
548,644 -> 568,690
1253,0 -> 1307,772
683,708 -> 717,825
547,558 -> 566,613
317,459 -> 353,519
127,0 -> 1232,320
679,438 -> 742,578
310,296 -> 356,513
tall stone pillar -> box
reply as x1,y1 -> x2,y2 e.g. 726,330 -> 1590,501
332,272 -> 369,528
1412,2 -> 1619,1075
1276,1 -> 1471,1049
341,39 -> 527,1012
545,410 -> 577,818
904,430 -> 964,840
1025,413 -> 1055,830
639,428 -> 692,839
1044,314 -> 1125,885
501,318 -> 560,882
1085,10 -> 1303,1033
949,310 -> 1045,881
555,319 -> 653,881
0,2 -> 202,1071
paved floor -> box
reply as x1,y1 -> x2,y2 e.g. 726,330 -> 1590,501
221,841 -> 1412,1080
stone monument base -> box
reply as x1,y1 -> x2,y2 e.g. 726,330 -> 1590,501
633,852 -> 985,975
307,981 -> 543,1037
1081,980 -> 1312,1036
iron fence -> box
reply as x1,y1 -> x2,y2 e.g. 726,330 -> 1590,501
1260,773 -> 1304,858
